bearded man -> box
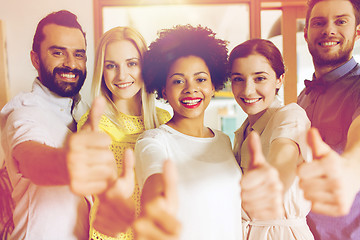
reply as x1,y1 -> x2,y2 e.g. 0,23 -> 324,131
0,10 -> 116,239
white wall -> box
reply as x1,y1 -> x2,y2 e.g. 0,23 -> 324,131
0,0 -> 95,103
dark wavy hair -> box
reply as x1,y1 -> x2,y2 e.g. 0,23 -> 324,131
32,10 -> 86,54
142,25 -> 228,100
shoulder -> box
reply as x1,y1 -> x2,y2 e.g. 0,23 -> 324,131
138,126 -> 167,141
273,103 -> 309,124
1,92 -> 42,113
1,93 -> 48,124
155,107 -> 171,124
77,111 -> 90,130
212,128 -> 232,146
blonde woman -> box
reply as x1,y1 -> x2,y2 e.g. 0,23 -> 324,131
77,26 -> 171,240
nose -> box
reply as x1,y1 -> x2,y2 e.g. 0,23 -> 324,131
243,80 -> 255,96
322,22 -> 336,36
64,54 -> 77,69
184,80 -> 198,94
118,65 -> 129,81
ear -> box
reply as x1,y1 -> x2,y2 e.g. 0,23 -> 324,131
162,88 -> 167,100
30,50 -> 40,72
355,24 -> 360,41
276,74 -> 285,90
304,27 -> 308,42
211,84 -> 215,97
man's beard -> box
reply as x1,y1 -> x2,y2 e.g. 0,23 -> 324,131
38,59 -> 86,97
308,37 -> 355,68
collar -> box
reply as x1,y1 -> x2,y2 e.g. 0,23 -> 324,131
314,57 -> 357,84
304,58 -> 358,95
32,78 -> 80,113
235,96 -> 283,136
251,96 -> 283,135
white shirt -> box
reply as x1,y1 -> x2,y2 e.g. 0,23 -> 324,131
135,125 -> 242,240
1,79 -> 89,240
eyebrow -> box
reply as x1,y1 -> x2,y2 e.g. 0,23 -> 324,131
311,14 -> 352,21
104,57 -> 139,62
168,71 -> 209,78
49,45 -> 86,54
230,71 -> 268,76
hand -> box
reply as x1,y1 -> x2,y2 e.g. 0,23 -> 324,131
298,128 -> 358,216
133,160 -> 181,240
93,148 -> 136,236
67,96 -> 117,196
241,131 -> 284,220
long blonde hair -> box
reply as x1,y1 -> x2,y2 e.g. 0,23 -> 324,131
92,26 -> 160,129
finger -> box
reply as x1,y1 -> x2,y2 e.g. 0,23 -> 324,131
242,177 -> 282,202
71,181 -> 109,196
83,96 -> 106,132
145,198 -> 181,235
303,189 -> 335,205
134,217 -> 179,240
241,165 -> 279,190
307,128 -> 332,159
311,201 -> 351,217
162,160 -> 178,213
247,131 -> 267,170
297,161 -> 326,179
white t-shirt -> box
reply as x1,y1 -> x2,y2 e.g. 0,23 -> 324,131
1,79 -> 89,240
135,124 -> 242,240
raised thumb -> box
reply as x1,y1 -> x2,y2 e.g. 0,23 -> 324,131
307,127 -> 331,160
84,96 -> 106,132
162,160 -> 178,214
248,131 -> 267,170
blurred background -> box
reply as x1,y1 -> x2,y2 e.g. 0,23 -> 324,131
1,0 -> 360,155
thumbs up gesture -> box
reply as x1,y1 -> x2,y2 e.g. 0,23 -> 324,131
298,128 -> 358,216
133,160 -> 181,240
92,148 -> 136,236
241,131 -> 284,220
67,96 -> 117,196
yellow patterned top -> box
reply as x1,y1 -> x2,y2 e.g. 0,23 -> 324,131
77,107 -> 171,240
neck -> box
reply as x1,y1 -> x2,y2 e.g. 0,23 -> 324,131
313,58 -> 351,80
313,64 -> 339,80
113,94 -> 142,116
166,114 -> 213,138
248,109 -> 267,127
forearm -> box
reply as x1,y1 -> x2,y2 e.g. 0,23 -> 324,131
13,141 -> 69,185
268,138 -> 299,192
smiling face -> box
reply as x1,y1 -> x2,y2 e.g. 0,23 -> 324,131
163,55 -> 215,122
103,40 -> 143,104
231,54 -> 283,124
304,0 -> 360,68
32,24 -> 87,97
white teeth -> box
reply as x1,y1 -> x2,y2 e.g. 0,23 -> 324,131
181,99 -> 201,105
116,82 -> 133,88
320,42 -> 338,46
61,73 -> 76,78
243,98 -> 259,104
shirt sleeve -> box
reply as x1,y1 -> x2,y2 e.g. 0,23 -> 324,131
134,130 -> 169,190
269,103 -> 311,163
3,107 -> 55,150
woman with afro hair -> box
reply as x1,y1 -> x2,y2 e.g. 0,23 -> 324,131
134,24 -> 242,240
